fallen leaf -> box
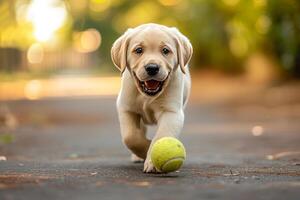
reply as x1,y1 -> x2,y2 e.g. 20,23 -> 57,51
224,169 -> 240,176
267,151 -> 300,160
132,181 -> 151,187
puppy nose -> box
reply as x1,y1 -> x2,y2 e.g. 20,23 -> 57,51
145,63 -> 159,76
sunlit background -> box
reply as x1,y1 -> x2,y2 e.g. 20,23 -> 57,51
0,0 -> 299,100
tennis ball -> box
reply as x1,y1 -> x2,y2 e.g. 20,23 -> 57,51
151,137 -> 186,173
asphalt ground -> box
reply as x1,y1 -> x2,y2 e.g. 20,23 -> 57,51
0,82 -> 300,200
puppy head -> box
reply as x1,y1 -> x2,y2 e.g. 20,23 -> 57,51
111,23 -> 192,97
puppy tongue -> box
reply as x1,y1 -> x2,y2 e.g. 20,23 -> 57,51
145,80 -> 160,89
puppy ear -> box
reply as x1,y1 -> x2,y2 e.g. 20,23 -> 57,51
171,28 -> 193,74
111,29 -> 132,73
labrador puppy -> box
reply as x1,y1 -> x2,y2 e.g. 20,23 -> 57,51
111,23 -> 192,173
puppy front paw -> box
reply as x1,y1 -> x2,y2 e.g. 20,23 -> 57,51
131,154 -> 144,163
143,157 -> 160,173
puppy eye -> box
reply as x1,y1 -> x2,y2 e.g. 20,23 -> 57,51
134,47 -> 143,55
162,47 -> 170,55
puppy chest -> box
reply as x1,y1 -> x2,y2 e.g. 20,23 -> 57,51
136,101 -> 158,125
141,111 -> 156,125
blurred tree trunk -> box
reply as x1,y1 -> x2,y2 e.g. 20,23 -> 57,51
294,48 -> 300,78
0,48 -> 25,71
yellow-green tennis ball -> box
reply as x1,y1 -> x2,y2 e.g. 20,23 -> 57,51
151,137 -> 186,173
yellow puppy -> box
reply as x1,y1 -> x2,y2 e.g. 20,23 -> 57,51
111,23 -> 193,173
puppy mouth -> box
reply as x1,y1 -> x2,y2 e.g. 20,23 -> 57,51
133,73 -> 167,96
140,79 -> 164,96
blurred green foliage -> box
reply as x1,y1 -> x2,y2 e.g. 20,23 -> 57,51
0,133 -> 14,144
68,0 -> 300,75
0,0 -> 300,76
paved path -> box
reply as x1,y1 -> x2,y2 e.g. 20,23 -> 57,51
0,96 -> 299,200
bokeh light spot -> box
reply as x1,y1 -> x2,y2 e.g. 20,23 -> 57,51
26,0 -> 67,42
124,2 -> 160,27
222,0 -> 240,7
89,0 -> 111,12
27,43 -> 44,64
229,37 -> 248,57
74,29 -> 102,53
256,15 -> 271,34
253,0 -> 267,8
158,0 -> 182,6
252,125 -> 264,136
24,80 -> 42,100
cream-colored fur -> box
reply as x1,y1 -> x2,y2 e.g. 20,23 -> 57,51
111,23 -> 192,173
